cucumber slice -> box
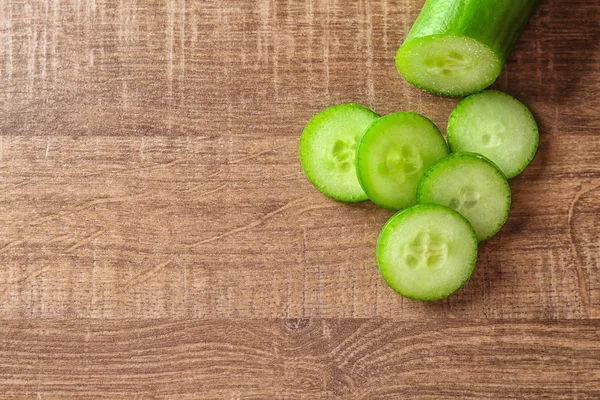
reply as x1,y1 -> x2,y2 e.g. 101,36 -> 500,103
299,104 -> 380,202
377,204 -> 478,301
356,112 -> 449,210
396,0 -> 540,97
417,153 -> 511,242
447,90 -> 539,179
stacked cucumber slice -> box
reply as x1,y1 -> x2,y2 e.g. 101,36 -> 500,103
417,153 -> 512,242
357,113 -> 449,210
298,0 -> 541,301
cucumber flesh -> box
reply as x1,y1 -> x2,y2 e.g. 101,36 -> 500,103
447,90 -> 539,179
299,104 -> 380,202
417,153 -> 511,242
396,35 -> 500,97
356,112 -> 449,210
377,204 -> 478,301
396,0 -> 540,97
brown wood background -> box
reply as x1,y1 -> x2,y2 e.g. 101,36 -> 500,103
0,0 -> 599,398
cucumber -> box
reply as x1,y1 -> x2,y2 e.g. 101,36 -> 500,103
395,0 -> 540,97
377,204 -> 478,301
417,153 -> 511,242
299,104 -> 380,202
356,112 -> 449,210
447,90 -> 539,179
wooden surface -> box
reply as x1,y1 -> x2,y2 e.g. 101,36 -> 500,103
0,0 -> 599,398
0,320 -> 598,399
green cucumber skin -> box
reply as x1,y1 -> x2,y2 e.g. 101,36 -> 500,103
376,204 -> 478,302
405,0 -> 540,64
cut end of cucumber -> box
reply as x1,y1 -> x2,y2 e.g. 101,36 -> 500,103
396,35 -> 502,97
299,104 -> 379,202
377,204 -> 478,301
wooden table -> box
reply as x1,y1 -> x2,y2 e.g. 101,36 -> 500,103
1,0 -> 599,398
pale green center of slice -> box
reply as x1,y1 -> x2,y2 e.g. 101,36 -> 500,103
379,144 -> 423,185
405,232 -> 448,270
449,186 -> 481,211
331,136 -> 360,173
424,50 -> 469,77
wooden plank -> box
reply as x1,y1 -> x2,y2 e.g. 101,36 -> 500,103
0,135 -> 596,319
0,319 -> 598,399
1,0 -> 599,140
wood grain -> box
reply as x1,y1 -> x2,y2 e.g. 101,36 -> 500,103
0,319 -> 599,399
0,0 -> 598,320
0,0 -> 599,396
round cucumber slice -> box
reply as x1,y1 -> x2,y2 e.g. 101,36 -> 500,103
396,35 -> 501,98
377,204 -> 478,301
417,153 -> 511,242
299,104 -> 380,202
447,90 -> 539,179
356,112 -> 449,210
